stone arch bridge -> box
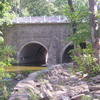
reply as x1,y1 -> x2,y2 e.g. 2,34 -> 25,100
2,16 -> 81,66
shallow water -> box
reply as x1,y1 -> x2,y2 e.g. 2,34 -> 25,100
4,66 -> 47,72
4,66 -> 47,77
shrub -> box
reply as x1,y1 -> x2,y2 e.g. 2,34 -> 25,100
69,43 -> 100,77
0,44 -> 17,99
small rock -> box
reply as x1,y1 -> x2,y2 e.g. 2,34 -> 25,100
62,96 -> 71,100
91,75 -> 100,81
28,72 -> 37,79
88,82 -> 95,86
42,69 -> 49,75
62,62 -> 73,68
70,75 -> 76,78
40,92 -> 49,100
32,78 -> 38,82
60,72 -> 70,77
95,80 -> 100,83
49,78 -> 59,85
76,71 -> 83,76
15,74 -> 23,81
46,83 -> 53,91
89,86 -> 100,91
77,81 -> 87,85
83,74 -> 88,78
34,87 -> 40,94
45,89 -> 53,97
93,94 -> 100,99
51,75 -> 58,79
36,82 -> 41,87
91,90 -> 100,94
69,84 -> 89,96
41,64 -> 48,67
61,63 -> 68,68
68,78 -> 78,84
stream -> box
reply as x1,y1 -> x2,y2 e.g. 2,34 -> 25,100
4,66 -> 46,72
4,66 -> 47,77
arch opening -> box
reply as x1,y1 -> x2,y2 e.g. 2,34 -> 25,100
62,45 -> 74,63
18,43 -> 48,66
62,43 -> 86,63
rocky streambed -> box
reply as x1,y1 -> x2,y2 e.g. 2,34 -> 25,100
8,63 -> 100,100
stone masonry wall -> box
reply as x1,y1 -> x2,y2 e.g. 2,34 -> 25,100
2,23 -> 70,64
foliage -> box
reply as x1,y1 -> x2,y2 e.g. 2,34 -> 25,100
81,93 -> 92,100
37,71 -> 43,79
0,83 -> 11,100
0,44 -> 18,99
26,88 -> 39,100
0,1 -> 15,32
69,43 -> 100,76
63,0 -> 100,77
0,0 -> 17,80
0,44 -> 17,98
0,37 -> 4,44
9,0 -> 30,17
23,70 -> 33,77
64,0 -> 91,45
8,0 -> 57,17
3,0 -> 100,17
21,0 -> 57,16
7,0 -> 68,17
0,1 -> 17,99
0,45 -> 17,66
0,0 -> 17,67
53,0 -> 67,15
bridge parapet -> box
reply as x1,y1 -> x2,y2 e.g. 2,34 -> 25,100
12,16 -> 69,23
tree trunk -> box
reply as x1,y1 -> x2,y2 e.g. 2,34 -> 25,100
67,0 -> 78,68
67,0 -> 77,34
89,0 -> 100,64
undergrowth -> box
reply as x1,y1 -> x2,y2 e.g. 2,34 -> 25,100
69,43 -> 100,77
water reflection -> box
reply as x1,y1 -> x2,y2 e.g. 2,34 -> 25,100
4,66 -> 47,72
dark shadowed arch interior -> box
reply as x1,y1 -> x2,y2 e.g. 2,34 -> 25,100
80,43 -> 86,49
62,43 -> 86,63
62,45 -> 74,63
19,43 -> 48,66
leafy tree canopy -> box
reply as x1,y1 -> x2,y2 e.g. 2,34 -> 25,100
64,0 -> 92,45
19,0 -> 57,16
7,0 -> 68,16
53,0 -> 67,15
0,1 -> 15,32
